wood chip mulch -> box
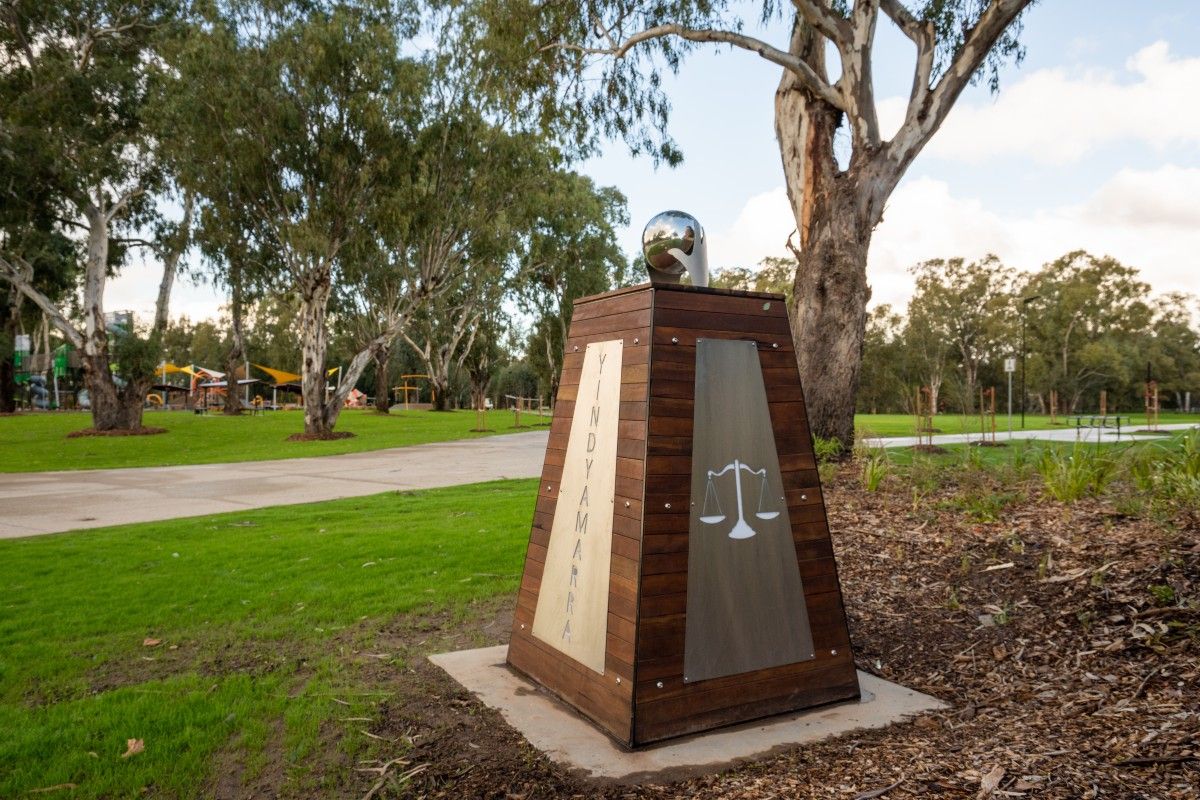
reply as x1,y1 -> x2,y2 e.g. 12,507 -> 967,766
368,473 -> 1199,799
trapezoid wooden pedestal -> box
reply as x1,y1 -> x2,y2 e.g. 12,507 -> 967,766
507,283 -> 860,748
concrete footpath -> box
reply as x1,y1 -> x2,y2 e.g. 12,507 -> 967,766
4,423 -> 1197,539
863,421 -> 1199,449
0,430 -> 549,539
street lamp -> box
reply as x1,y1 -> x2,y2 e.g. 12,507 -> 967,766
1020,294 -> 1043,428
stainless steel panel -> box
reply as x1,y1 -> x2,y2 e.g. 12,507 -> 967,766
683,338 -> 815,683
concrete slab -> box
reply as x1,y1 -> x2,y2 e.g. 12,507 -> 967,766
0,430 -> 549,538
429,644 -> 948,783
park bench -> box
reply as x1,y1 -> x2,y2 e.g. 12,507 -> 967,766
1071,414 -> 1130,441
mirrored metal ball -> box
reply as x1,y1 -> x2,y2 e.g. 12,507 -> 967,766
642,210 -> 709,287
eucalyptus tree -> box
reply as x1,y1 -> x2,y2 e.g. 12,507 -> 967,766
908,256 -> 1011,413
469,0 -> 1034,446
170,0 -> 427,436
1020,252 -> 1152,414
0,0 -> 193,430
516,172 -> 628,402
395,111 -> 556,411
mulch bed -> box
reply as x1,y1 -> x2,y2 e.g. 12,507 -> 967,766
65,426 -> 167,438
285,431 -> 356,442
352,472 -> 1198,799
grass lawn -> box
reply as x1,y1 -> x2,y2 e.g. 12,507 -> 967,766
0,408 -> 541,473
0,479 -> 536,798
868,429 -> 1194,468
853,410 -> 1196,438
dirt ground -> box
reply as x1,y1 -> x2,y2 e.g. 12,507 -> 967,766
308,473 -> 1198,799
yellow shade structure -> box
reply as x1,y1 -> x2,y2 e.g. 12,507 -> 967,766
253,363 -> 301,386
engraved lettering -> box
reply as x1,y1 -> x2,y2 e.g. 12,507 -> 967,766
579,486 -> 589,507
562,620 -> 571,641
587,432 -> 596,452
566,592 -> 575,614
569,564 -> 578,587
590,405 -> 600,427
585,458 -> 593,478
573,538 -> 583,560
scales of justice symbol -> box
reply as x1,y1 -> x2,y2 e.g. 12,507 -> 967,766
698,459 -> 780,540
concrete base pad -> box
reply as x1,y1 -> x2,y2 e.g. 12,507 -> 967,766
430,645 -> 948,782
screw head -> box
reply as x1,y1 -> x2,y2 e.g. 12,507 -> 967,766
633,337 -> 639,344
616,677 -> 621,684
573,345 -> 578,352
664,503 -> 671,510
800,494 -> 807,501
656,681 -> 664,689
831,649 -> 838,656
625,501 -> 631,508
772,342 -> 779,349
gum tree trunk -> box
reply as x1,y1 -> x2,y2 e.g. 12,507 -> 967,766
775,33 -> 874,450
298,265 -> 335,436
373,344 -> 390,413
223,262 -> 246,415
0,289 -> 19,413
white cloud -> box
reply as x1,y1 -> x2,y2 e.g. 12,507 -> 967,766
709,166 -> 1200,311
878,41 -> 1200,164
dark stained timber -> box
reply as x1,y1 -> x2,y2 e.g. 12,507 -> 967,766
507,283 -> 859,749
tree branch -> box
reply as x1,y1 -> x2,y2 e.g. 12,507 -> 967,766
879,0 -> 922,41
880,0 -> 1033,201
794,0 -> 852,50
0,255 -> 85,349
153,192 -> 194,336
550,23 -> 846,112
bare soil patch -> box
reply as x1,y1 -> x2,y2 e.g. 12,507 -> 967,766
66,426 -> 168,438
285,430 -> 356,441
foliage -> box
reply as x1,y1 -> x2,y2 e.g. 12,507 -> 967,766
859,447 -> 890,492
812,436 -> 843,464
710,257 -> 796,305
1037,445 -> 1118,503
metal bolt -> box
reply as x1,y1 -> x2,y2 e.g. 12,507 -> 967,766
616,677 -> 621,684
547,485 -> 553,492
656,681 -> 664,689
762,302 -> 771,310
521,624 -> 525,629
573,345 -> 578,352
801,494 -> 807,501
831,649 -> 838,656
671,336 -> 678,344
633,337 -> 639,344
624,501 -> 631,508
664,503 -> 671,510
772,342 -> 779,349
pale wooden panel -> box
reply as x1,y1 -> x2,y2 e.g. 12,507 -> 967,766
532,339 -> 624,674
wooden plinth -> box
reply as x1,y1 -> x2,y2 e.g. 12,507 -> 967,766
507,283 -> 860,748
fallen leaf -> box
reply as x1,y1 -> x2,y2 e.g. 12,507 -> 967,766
121,738 -> 144,759
142,638 -> 161,647
978,764 -> 1005,796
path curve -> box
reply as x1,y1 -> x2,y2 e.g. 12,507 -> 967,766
0,431 -> 549,539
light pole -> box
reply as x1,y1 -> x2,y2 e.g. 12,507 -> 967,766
1020,294 -> 1042,429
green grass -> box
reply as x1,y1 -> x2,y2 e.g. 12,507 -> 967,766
0,408 -> 542,472
853,411 -> 1195,438
0,479 -> 536,798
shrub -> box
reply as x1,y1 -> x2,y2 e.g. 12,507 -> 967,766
1037,445 -> 1117,502
813,436 -> 843,464
860,448 -> 890,492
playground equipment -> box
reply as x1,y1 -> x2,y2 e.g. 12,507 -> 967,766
392,374 -> 433,410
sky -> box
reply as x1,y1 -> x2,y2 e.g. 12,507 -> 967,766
109,1 -> 1200,322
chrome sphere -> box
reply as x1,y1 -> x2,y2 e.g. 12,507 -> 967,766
641,210 -> 708,287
